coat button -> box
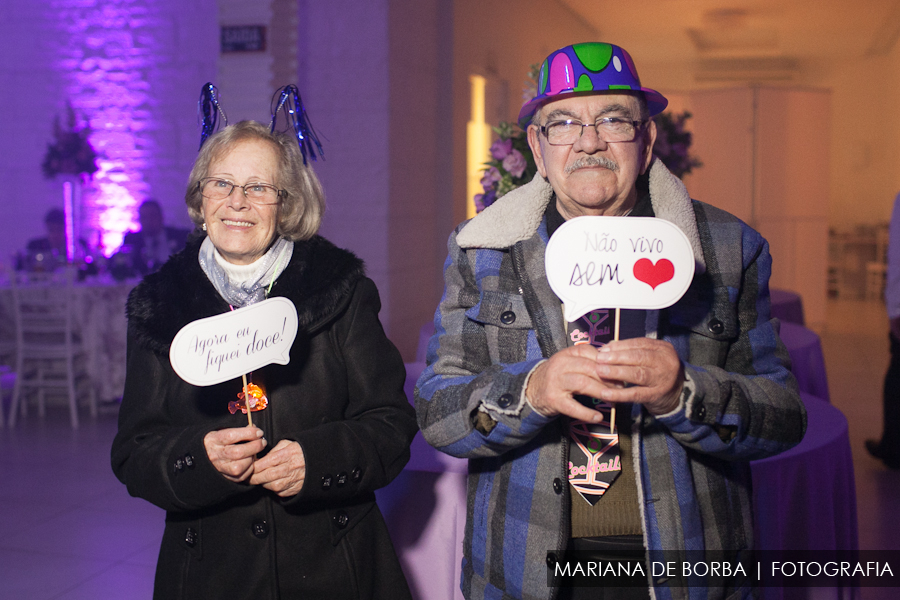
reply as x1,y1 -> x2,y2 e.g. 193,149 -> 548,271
708,318 -> 724,335
696,404 -> 707,420
321,475 -> 333,490
174,458 -> 185,472
497,393 -> 514,409
500,310 -> 516,325
334,511 -> 349,529
252,521 -> 269,539
351,468 -> 362,482
546,552 -> 557,567
184,454 -> 194,468
337,472 -> 348,486
184,527 -> 198,547
552,478 -> 563,494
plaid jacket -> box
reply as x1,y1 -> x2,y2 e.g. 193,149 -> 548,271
414,160 -> 806,600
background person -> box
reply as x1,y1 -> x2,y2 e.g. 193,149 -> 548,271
112,120 -> 416,599
867,191 -> 900,468
110,199 -> 191,277
21,207 -> 90,271
415,42 -> 806,600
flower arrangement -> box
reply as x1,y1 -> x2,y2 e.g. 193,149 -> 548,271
41,103 -> 99,179
475,122 -> 538,212
652,111 -> 702,179
474,65 -> 541,213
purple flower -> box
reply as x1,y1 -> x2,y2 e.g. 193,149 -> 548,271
502,149 -> 527,179
474,189 -> 498,213
480,167 -> 501,191
490,138 -> 513,160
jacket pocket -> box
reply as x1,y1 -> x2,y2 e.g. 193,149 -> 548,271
667,286 -> 738,368
328,494 -> 376,547
157,516 -> 202,600
465,290 -> 534,330
465,290 -> 535,365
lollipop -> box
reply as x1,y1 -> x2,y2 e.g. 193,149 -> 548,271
228,383 -> 269,415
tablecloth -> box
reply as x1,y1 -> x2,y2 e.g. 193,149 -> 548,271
771,289 -> 805,326
780,322 -> 830,403
0,275 -> 136,403
751,393 -> 858,599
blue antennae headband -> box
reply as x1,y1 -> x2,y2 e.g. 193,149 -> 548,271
270,84 -> 324,165
198,82 -> 228,150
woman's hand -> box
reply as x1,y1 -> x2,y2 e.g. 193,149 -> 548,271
250,439 -> 306,497
203,426 -> 267,483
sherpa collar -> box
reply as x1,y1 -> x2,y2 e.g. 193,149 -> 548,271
456,158 -> 707,274
126,235 -> 365,354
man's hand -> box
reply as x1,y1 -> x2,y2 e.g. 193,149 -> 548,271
526,344 -> 613,423
526,338 -> 685,420
594,338 -> 685,415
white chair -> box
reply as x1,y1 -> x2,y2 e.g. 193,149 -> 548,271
0,365 -> 14,427
0,270 -> 16,369
8,268 -> 96,429
0,341 -> 15,370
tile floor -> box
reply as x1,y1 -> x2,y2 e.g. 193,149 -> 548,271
819,298 -> 900,600
0,298 -> 898,599
0,410 -> 161,599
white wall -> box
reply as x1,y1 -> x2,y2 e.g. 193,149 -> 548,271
826,47 -> 900,229
217,0 -> 275,123
687,87 -> 830,329
294,0 -> 454,360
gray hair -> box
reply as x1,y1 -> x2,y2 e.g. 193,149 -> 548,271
185,120 -> 325,241
530,92 -> 650,127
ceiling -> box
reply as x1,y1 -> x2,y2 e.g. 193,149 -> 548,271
559,0 -> 900,85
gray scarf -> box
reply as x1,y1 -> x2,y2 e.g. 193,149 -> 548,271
198,236 -> 293,307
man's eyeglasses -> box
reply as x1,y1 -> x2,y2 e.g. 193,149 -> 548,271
539,117 -> 645,146
198,178 -> 283,205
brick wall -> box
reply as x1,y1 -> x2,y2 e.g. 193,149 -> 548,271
1,0 -> 217,262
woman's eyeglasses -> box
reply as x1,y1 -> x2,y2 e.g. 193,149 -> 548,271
198,178 -> 283,205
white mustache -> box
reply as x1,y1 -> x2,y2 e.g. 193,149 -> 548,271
565,156 -> 619,174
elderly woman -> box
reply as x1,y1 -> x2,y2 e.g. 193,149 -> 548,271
111,120 -> 416,599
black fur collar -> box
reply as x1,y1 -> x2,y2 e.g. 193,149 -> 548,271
127,235 -> 365,354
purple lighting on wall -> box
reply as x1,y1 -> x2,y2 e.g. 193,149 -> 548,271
50,0 -> 158,256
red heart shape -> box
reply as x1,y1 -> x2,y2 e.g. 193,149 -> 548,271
633,258 -> 674,290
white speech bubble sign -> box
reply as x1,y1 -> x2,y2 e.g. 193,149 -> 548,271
169,296 -> 299,387
545,216 -> 695,322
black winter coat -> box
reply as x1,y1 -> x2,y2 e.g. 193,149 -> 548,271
111,235 -> 416,600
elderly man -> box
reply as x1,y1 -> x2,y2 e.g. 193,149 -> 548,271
415,43 -> 806,600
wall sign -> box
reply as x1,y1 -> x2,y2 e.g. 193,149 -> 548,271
221,25 -> 266,53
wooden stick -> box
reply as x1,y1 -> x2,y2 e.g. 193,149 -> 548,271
242,373 -> 253,427
612,307 -> 620,434
228,307 -> 253,428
